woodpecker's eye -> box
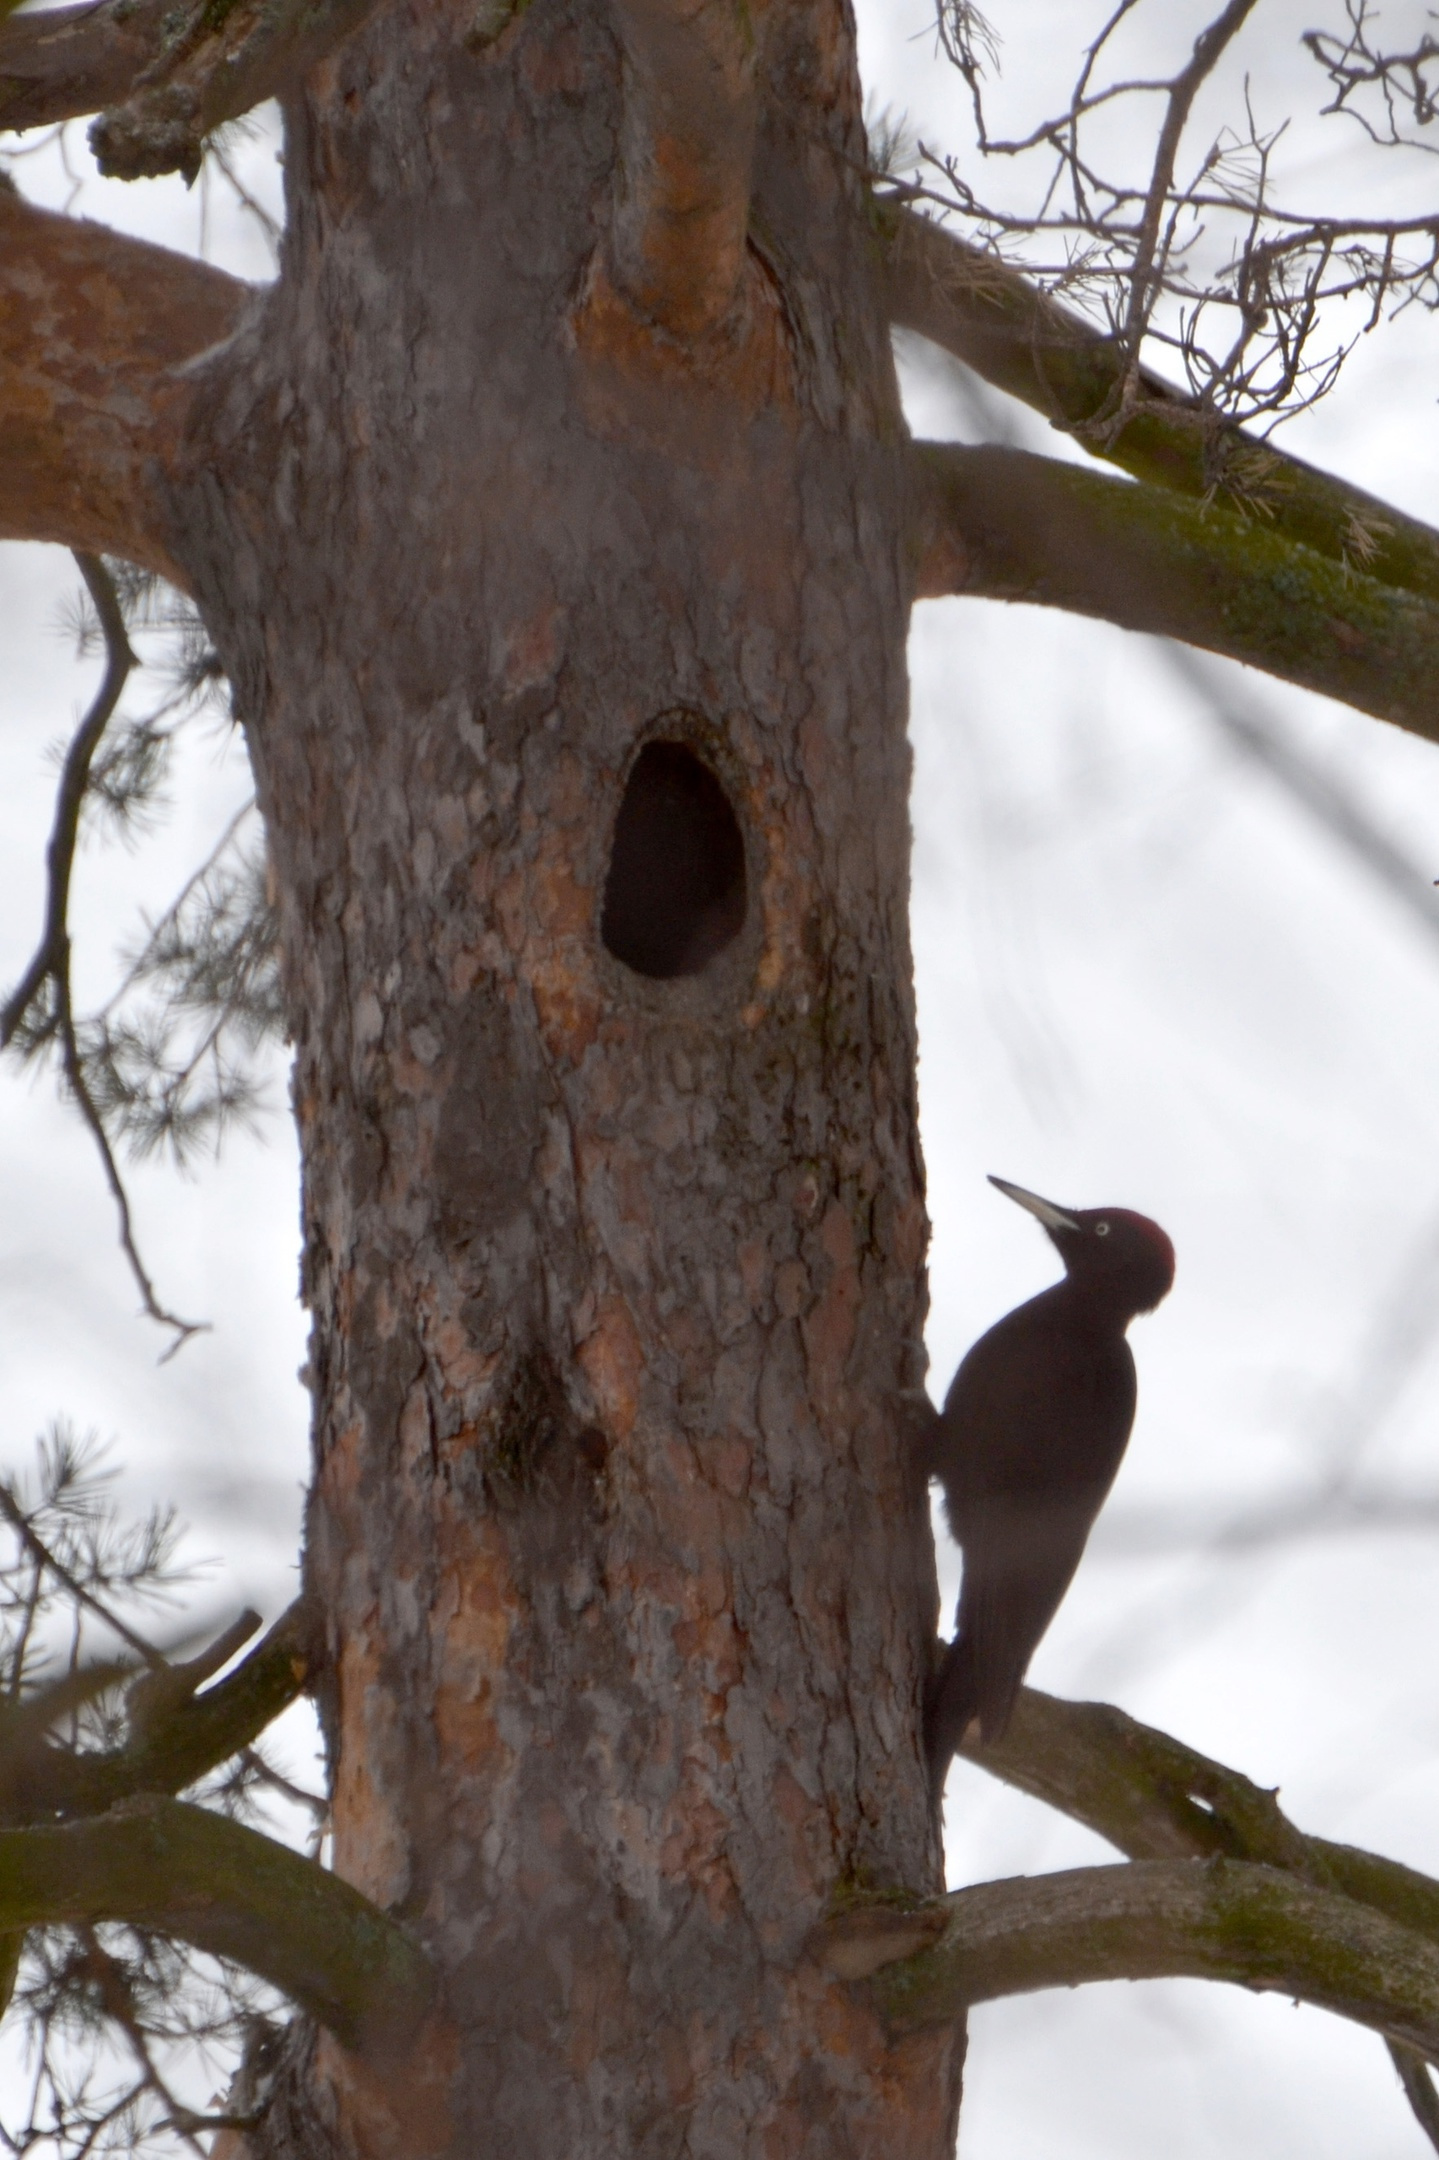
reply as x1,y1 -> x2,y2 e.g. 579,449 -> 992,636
1094,1222 -> 1111,1237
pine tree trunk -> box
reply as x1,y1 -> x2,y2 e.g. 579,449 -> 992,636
168,1 -> 960,2149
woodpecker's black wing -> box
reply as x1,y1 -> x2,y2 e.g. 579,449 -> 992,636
931,1285 -> 1138,1533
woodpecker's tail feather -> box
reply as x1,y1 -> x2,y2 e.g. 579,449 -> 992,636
923,1630 -> 1022,1796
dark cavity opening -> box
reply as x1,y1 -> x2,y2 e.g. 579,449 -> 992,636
601,740 -> 747,980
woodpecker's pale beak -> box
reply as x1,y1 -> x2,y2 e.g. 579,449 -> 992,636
988,1175 -> 1081,1233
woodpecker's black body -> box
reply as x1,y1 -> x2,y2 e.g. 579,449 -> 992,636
924,1176 -> 1175,1788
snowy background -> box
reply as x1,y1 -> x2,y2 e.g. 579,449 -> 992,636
5,1 -> 1439,2150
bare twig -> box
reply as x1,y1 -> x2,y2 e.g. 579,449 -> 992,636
2,556 -> 206,1353
1,555 -> 132,1052
901,1 -> 1439,436
0,1482 -> 165,1671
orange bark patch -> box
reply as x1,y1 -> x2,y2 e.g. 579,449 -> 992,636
659,1784 -> 737,1921
570,248 -> 797,448
331,1631 -> 414,1909
576,1293 -> 646,1439
313,2011 -> 459,2160
431,1519 -> 519,1773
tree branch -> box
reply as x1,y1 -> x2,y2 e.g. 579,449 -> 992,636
910,438 -> 1439,740
0,187 -> 250,577
0,1597 -> 315,1825
0,0 -> 169,133
605,0 -> 759,341
0,1794 -> 433,2054
823,1856 -> 1439,2061
0,0 -> 382,176
879,201 -> 1439,611
961,1686 -> 1439,2152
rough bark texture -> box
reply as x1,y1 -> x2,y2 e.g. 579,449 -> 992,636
0,188 -> 247,578
155,0 -> 957,2153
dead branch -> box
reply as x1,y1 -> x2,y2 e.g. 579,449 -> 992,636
909,438 -> 1439,741
1,555 -> 135,1056
0,189 -> 250,576
879,202 -> 1439,611
0,0 -> 169,134
606,0 -> 761,341
909,1 -> 1439,434
1304,3 -> 1439,153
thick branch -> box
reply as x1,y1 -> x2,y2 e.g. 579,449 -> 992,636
0,1795 -> 433,2053
0,0 -> 168,133
963,1686 -> 1439,1964
0,1598 -> 315,1824
0,0 -> 383,176
823,1858 -> 1439,2060
965,1686 -> 1439,2152
607,0 -> 759,340
880,202 -> 1439,611
910,439 -> 1439,740
0,187 -> 250,575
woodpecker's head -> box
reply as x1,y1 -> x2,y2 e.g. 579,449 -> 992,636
989,1174 -> 1175,1318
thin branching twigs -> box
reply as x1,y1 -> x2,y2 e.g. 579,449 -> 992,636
1,556 -> 131,1050
1116,0 -> 1260,394
879,203 -> 1439,609
0,556 -> 204,1354
905,1 -> 1439,436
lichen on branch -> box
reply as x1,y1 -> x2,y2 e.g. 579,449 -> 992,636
909,437 -> 1439,740
0,1796 -> 434,2053
879,202 -> 1439,614
825,1855 -> 1439,2061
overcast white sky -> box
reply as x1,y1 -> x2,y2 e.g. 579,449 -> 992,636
5,2 -> 1439,2152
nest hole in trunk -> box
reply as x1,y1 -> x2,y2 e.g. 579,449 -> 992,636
601,740 -> 747,979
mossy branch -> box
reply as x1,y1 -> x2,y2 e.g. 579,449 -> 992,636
879,200 -> 1439,613
823,1856 -> 1439,2059
960,1685 -> 1439,2143
910,439 -> 1439,740
823,1682 -> 1439,2144
962,1684 -> 1439,1952
0,1795 -> 433,2054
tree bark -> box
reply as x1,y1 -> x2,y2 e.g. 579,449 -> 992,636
0,189 -> 248,578
151,1 -> 958,2152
